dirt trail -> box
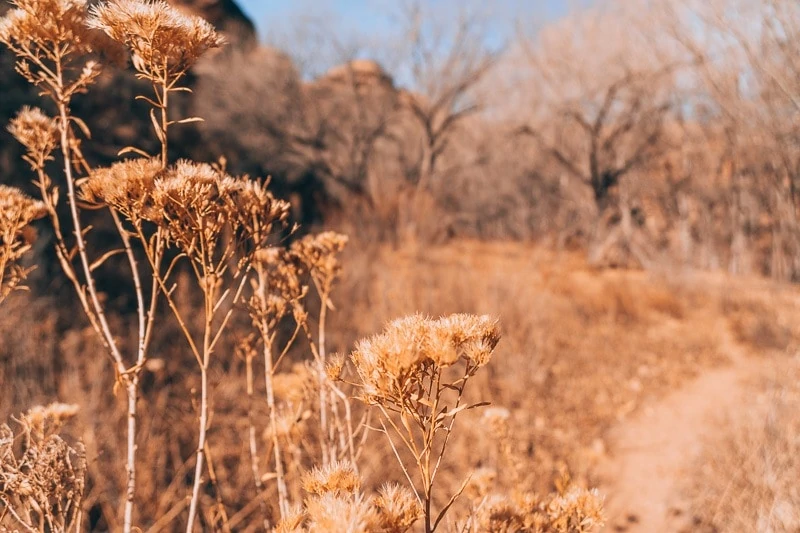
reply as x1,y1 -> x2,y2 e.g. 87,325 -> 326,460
596,325 -> 761,532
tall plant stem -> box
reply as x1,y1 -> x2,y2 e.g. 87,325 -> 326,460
186,288 -> 214,533
261,328 -> 290,518
54,53 -> 141,531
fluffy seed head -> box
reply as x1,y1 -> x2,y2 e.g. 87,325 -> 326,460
304,493 -> 380,533
8,107 -> 58,161
291,232 -> 349,277
275,505 -> 306,533
545,487 -> 605,531
302,460 -> 361,496
0,0 -> 91,53
80,158 -> 163,222
350,313 -> 501,400
374,483 -> 422,533
0,186 -> 47,232
21,403 -> 80,439
475,494 -> 526,533
88,0 -> 225,77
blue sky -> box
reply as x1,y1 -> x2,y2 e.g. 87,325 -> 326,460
237,0 -> 584,42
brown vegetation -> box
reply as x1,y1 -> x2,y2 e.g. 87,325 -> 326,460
2,0 -> 800,531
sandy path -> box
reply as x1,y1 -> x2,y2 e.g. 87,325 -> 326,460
596,326 -> 760,532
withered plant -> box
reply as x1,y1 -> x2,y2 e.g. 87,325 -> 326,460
346,313 -> 501,532
1,0 -> 230,530
0,403 -> 86,533
274,461 -> 423,533
0,2 -> 163,530
0,2 -> 609,532
245,231 -> 359,524
0,184 -> 46,304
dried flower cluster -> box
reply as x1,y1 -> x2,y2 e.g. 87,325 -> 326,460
350,313 -> 500,402
80,157 -> 162,222
88,0 -> 224,80
82,159 -> 290,263
249,247 -> 307,325
0,405 -> 85,533
0,185 -> 47,302
8,107 -> 58,168
0,0 -> 92,56
302,460 -> 361,496
276,473 -> 422,533
465,487 -> 605,533
374,483 -> 424,533
344,313 -> 501,532
0,0 -> 102,101
290,231 -> 349,288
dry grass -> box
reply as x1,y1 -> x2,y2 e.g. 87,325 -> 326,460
687,355 -> 800,532
333,240 -> 800,494
4,1 -> 800,532
0,2 -> 605,531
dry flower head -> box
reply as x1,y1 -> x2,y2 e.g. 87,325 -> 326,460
0,407 -> 85,532
80,157 -> 163,222
0,0 -> 92,56
88,0 -> 225,78
290,231 -> 349,285
304,492 -> 380,533
275,505 -> 307,533
8,107 -> 58,165
250,246 -> 307,324
374,483 -> 423,533
350,313 -> 500,400
475,494 -> 526,533
0,185 -> 47,301
302,460 -> 361,496
544,487 -> 605,533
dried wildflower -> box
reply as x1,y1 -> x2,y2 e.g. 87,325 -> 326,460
544,487 -> 605,533
350,314 -> 501,531
350,313 -> 500,401
0,185 -> 47,301
0,0 -> 92,56
88,0 -> 225,78
145,160 -> 289,264
0,185 -> 47,231
21,403 -> 80,441
0,0 -> 101,99
475,494 -> 526,533
0,408 -> 86,532
326,354 -> 346,381
302,460 -> 361,496
8,107 -> 58,164
436,313 -> 501,367
80,157 -> 163,222
275,505 -> 307,533
374,483 -> 423,533
230,178 -> 290,244
304,492 -> 380,533
290,231 -> 349,285
249,247 -> 307,324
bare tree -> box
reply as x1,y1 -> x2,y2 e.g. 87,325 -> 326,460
385,1 -> 500,237
514,4 -> 679,265
662,0 -> 800,279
